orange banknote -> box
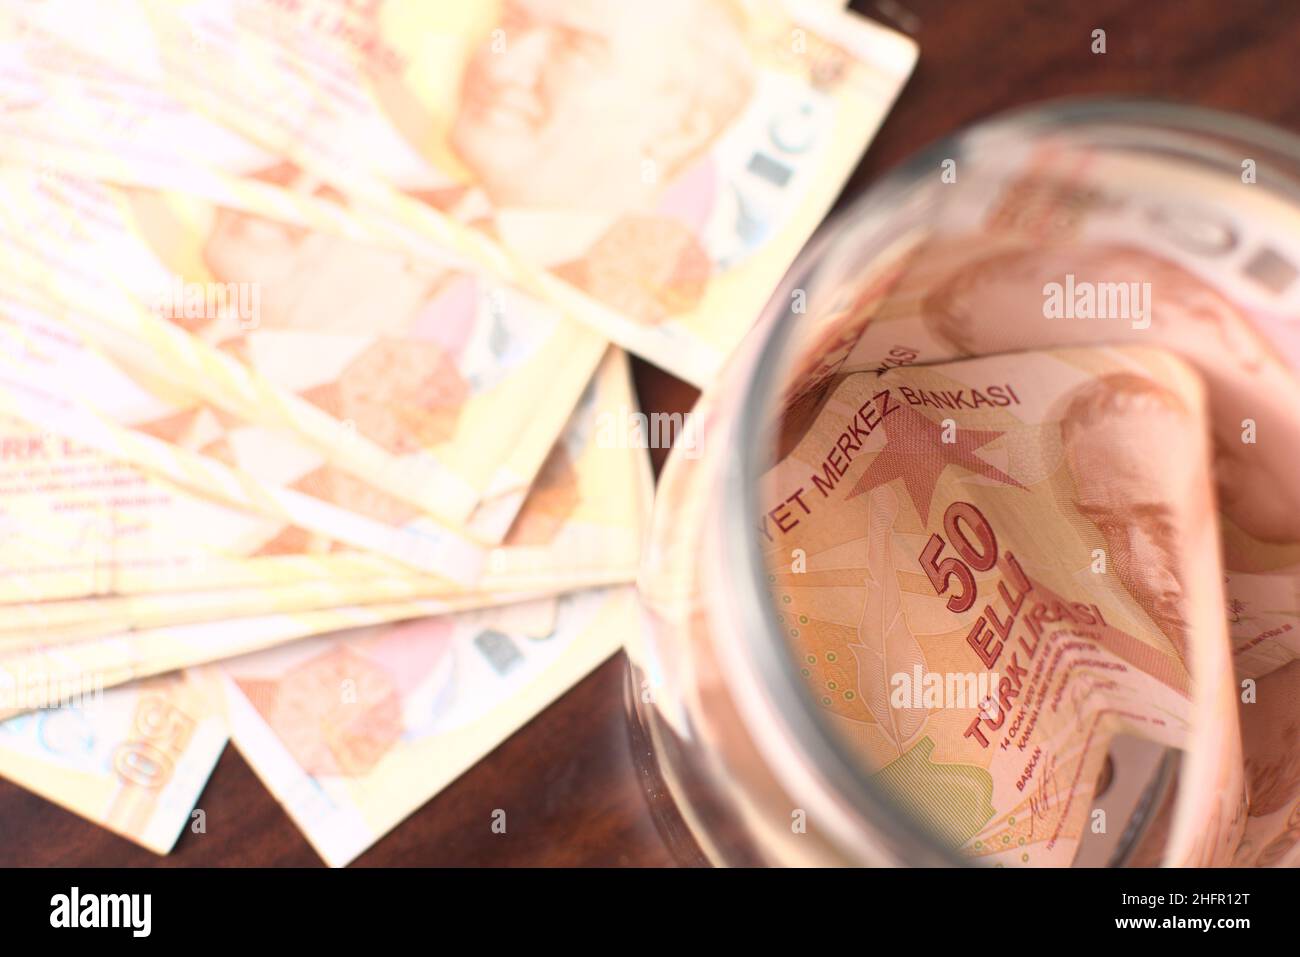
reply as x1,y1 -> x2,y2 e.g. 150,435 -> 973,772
763,346 -> 1242,866
208,587 -> 634,866
0,163 -> 604,541
828,144 -> 1300,685
7,0 -> 916,385
0,348 -> 649,632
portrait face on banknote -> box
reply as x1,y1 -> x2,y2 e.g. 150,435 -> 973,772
448,0 -> 756,213
197,167 -> 450,337
200,213 -> 474,451
919,240 -> 1300,553
1060,373 -> 1199,660
922,242 -> 1270,370
123,176 -> 480,453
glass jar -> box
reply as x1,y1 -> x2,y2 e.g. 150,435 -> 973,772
628,99 -> 1300,867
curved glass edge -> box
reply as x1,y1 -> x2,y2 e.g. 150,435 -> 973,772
720,97 -> 1300,868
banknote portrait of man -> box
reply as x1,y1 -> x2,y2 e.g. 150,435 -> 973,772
921,242 -> 1272,370
200,199 -> 472,455
448,0 -> 756,214
125,163 -> 557,455
920,240 -> 1300,553
1059,373 -> 1202,662
434,0 -> 759,325
197,165 -> 463,339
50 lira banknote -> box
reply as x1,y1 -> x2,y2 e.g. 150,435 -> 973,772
763,345 -> 1242,866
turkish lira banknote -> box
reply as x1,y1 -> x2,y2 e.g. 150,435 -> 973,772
763,345 -> 1243,866
756,133 -> 1300,865
4,0 -> 917,386
0,0 -> 922,864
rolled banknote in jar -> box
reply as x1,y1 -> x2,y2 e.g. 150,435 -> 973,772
631,100 -> 1300,867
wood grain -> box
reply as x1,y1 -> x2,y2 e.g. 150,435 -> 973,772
3,0 -> 1299,866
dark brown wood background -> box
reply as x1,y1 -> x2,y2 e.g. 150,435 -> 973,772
4,0 -> 1298,866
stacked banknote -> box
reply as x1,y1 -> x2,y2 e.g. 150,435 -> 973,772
0,1 -> 918,860
764,137 -> 1300,866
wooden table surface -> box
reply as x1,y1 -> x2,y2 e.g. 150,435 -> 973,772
4,0 -> 1299,867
